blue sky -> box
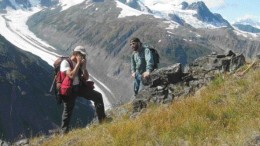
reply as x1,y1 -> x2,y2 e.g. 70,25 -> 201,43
210,0 -> 260,23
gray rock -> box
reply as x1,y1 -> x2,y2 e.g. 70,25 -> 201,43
131,52 -> 246,114
14,138 -> 29,146
142,63 -> 184,87
229,54 -> 246,72
244,133 -> 260,146
256,53 -> 260,60
0,140 -> 10,146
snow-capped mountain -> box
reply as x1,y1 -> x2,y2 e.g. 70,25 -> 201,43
118,0 -> 152,13
1,0 -> 229,29
120,0 -> 230,28
185,1 -> 230,27
234,18 -> 260,29
233,18 -> 260,33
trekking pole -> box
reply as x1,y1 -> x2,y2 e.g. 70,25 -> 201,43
49,75 -> 57,93
236,61 -> 255,76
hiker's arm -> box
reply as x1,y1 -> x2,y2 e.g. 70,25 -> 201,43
81,69 -> 89,80
66,56 -> 82,79
142,49 -> 154,78
81,59 -> 89,80
145,49 -> 154,73
67,62 -> 81,79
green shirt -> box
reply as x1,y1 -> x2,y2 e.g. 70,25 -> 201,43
131,47 -> 154,74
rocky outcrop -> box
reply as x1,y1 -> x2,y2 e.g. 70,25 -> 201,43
132,51 -> 246,113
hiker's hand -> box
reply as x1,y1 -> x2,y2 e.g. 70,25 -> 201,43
236,71 -> 244,77
81,59 -> 86,70
142,72 -> 150,78
131,72 -> 136,78
76,55 -> 83,63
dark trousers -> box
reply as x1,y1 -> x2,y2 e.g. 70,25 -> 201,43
61,85 -> 106,133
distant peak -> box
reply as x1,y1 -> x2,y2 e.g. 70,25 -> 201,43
187,1 -> 208,11
181,1 -> 189,10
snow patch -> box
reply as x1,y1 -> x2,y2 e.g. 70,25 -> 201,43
164,21 -> 179,30
233,27 -> 260,38
116,1 -> 148,18
167,31 -> 174,34
59,0 -> 85,11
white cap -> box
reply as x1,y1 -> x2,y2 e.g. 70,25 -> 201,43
74,46 -> 86,55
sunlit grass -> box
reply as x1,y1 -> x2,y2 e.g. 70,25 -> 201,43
31,69 -> 260,146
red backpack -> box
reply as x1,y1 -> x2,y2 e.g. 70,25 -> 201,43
50,57 -> 73,104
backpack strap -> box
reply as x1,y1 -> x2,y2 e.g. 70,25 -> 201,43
59,58 -> 74,86
65,58 -> 74,70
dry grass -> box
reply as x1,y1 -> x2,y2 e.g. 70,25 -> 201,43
31,68 -> 260,146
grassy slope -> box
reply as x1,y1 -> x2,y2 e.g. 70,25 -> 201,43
32,66 -> 260,146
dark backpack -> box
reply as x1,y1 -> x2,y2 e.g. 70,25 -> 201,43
50,57 -> 73,104
144,47 -> 160,70
149,48 -> 160,69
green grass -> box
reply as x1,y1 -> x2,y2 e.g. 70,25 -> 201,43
31,68 -> 260,146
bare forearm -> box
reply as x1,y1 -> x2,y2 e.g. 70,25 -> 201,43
67,63 -> 81,79
82,69 -> 89,80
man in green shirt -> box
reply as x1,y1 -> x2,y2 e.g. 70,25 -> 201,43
130,38 -> 154,95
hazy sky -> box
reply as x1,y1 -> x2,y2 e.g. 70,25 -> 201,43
142,0 -> 260,23
209,0 -> 260,23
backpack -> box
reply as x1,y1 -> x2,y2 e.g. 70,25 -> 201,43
149,47 -> 160,70
50,57 -> 73,104
144,46 -> 160,70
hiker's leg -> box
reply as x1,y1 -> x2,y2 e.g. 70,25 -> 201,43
134,73 -> 141,95
134,73 -> 143,95
138,74 -> 144,93
61,94 -> 76,133
79,87 -> 106,122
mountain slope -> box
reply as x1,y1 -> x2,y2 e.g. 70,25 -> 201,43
233,24 -> 260,33
31,64 -> 260,146
0,34 -> 95,141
